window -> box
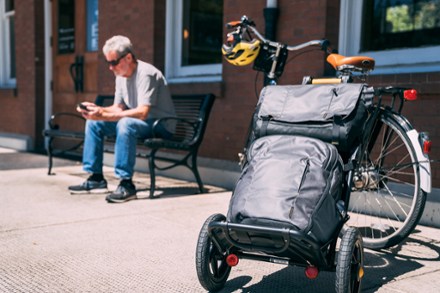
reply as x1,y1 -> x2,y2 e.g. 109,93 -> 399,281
339,0 -> 440,74
166,0 -> 223,83
363,0 -> 440,51
0,0 -> 16,87
58,0 -> 75,54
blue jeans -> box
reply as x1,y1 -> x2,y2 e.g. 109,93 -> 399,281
82,117 -> 170,179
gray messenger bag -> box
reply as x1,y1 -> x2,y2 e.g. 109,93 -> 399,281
252,83 -> 374,152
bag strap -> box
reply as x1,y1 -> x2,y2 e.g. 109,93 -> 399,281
259,116 -> 272,137
332,116 -> 343,146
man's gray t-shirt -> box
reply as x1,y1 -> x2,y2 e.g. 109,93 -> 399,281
114,60 -> 176,133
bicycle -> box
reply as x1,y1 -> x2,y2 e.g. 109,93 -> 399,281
222,16 -> 432,250
195,16 -> 434,292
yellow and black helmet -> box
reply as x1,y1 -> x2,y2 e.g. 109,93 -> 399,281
222,38 -> 261,66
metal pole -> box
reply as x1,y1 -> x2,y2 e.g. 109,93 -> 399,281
264,1 -> 279,85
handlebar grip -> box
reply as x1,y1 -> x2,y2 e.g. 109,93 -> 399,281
320,40 -> 330,51
226,16 -> 255,29
226,20 -> 242,29
319,39 -> 338,54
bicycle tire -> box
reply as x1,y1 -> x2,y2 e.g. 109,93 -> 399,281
195,213 -> 231,292
347,108 -> 427,250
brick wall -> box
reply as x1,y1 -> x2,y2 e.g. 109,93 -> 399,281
0,0 -> 42,148
98,0 -> 165,94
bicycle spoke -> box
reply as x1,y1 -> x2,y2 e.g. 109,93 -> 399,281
382,184 -> 409,220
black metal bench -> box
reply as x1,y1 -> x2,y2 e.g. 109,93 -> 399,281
42,93 -> 215,198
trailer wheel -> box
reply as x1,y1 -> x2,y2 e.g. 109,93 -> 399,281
336,226 -> 364,293
195,213 -> 231,292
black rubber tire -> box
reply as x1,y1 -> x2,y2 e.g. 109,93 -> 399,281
348,109 -> 426,249
336,227 -> 364,293
195,213 -> 231,292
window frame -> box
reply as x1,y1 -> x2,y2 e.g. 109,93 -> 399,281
0,0 -> 16,87
339,0 -> 440,74
165,0 -> 222,83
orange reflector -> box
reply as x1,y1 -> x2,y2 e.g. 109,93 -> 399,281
358,266 -> 365,280
305,266 -> 319,279
423,140 -> 432,154
404,89 -> 417,101
226,254 -> 239,266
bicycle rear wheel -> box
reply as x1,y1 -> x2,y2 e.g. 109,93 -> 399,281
347,109 -> 427,250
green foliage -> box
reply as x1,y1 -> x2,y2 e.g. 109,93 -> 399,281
386,1 -> 440,33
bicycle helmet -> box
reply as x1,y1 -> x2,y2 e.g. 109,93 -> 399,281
222,39 -> 261,66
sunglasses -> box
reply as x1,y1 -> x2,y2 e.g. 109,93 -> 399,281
106,51 -> 130,66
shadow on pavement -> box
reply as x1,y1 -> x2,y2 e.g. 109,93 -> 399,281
212,232 -> 440,293
136,185 -> 227,200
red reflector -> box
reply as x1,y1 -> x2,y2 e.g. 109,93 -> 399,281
226,254 -> 239,266
305,266 -> 319,279
423,140 -> 432,154
404,89 -> 417,101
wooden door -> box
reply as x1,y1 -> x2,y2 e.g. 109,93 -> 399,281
52,0 -> 98,117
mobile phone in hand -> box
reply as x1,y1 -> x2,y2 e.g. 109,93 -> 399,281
78,103 -> 89,111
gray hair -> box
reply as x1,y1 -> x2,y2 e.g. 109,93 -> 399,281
102,35 -> 133,57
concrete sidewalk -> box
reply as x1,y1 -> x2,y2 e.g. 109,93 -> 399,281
1,149 -> 440,292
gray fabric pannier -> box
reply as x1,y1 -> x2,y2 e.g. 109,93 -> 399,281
227,135 -> 344,244
252,83 -> 373,152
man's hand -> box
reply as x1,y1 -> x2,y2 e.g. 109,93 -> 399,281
77,102 -> 103,120
76,101 -> 94,113
76,102 -> 144,121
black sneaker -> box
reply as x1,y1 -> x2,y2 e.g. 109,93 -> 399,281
68,177 -> 108,194
105,180 -> 137,203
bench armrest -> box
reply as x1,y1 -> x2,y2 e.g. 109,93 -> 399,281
152,117 -> 202,144
48,112 -> 85,130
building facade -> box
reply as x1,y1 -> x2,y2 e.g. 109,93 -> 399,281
0,0 -> 439,187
